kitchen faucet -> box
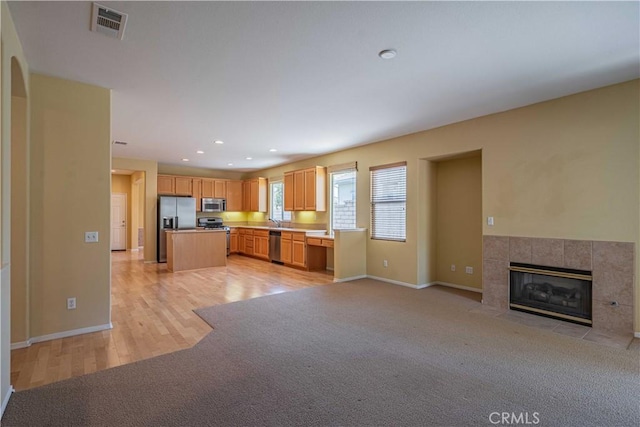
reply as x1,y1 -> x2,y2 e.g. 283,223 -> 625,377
269,218 -> 282,228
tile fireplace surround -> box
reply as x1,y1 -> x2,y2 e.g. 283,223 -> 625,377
483,236 -> 634,336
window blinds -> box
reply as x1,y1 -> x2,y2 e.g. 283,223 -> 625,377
370,162 -> 407,241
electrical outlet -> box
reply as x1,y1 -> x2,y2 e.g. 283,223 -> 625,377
67,297 -> 76,310
85,231 -> 99,243
465,266 -> 473,274
451,264 -> 456,272
487,217 -> 494,226
383,260 -> 388,268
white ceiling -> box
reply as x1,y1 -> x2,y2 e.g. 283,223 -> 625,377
8,1 -> 640,172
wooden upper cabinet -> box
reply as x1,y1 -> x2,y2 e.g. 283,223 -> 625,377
157,175 -> 175,195
246,178 -> 267,212
192,178 -> 202,212
242,180 -> 251,211
304,166 -> 326,211
201,179 -> 214,198
199,179 -> 227,199
293,170 -> 305,211
284,172 -> 294,212
214,180 -> 227,199
174,177 -> 192,196
226,180 -> 243,211
284,166 -> 326,211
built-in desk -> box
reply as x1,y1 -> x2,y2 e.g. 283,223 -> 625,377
166,229 -> 226,272
306,235 -> 334,271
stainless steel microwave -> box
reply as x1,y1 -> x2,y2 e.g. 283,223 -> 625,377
202,198 -> 226,212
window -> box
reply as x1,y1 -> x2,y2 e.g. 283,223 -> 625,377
269,180 -> 291,222
370,162 -> 407,241
329,163 -> 357,232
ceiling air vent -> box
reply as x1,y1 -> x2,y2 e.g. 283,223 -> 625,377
91,3 -> 128,40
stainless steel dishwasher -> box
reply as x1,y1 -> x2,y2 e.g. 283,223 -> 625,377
269,230 -> 282,263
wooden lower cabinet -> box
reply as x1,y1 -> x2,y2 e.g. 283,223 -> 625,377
238,229 -> 246,253
291,234 -> 306,267
253,230 -> 269,260
244,229 -> 254,256
281,236 -> 292,264
229,229 -> 238,253
236,228 -> 328,272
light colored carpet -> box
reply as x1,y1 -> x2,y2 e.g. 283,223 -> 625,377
3,279 -> 639,426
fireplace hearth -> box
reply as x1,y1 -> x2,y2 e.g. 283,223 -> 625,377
509,263 -> 592,325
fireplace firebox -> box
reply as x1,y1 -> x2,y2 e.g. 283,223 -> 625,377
509,263 -> 592,325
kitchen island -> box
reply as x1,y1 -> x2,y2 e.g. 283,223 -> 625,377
166,229 -> 227,272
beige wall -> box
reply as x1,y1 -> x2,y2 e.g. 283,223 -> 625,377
112,157 -> 157,262
435,155 -> 482,289
158,163 -> 244,180
251,80 -> 639,328
130,171 -> 145,249
29,73 -> 111,338
111,174 -> 132,249
10,95 -> 28,342
1,2 -> 30,413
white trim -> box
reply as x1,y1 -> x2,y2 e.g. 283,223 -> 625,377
366,275 -> 433,289
326,267 -> 334,271
10,339 -> 31,350
2,386 -> 14,416
433,281 -> 483,294
634,332 -> 640,339
29,323 -> 112,344
130,248 -> 139,252
333,274 -> 367,283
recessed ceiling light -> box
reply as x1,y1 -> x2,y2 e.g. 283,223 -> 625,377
214,140 -> 224,145
245,157 -> 253,160
181,158 -> 189,162
269,148 -> 277,152
196,150 -> 204,154
227,163 -> 233,166
378,49 -> 397,59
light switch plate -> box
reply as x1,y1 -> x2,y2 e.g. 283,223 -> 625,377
487,217 -> 494,226
85,231 -> 99,243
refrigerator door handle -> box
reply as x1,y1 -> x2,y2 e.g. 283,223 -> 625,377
174,216 -> 179,229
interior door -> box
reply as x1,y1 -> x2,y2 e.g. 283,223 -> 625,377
111,193 -> 127,250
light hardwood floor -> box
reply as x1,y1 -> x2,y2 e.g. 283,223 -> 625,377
11,252 -> 334,391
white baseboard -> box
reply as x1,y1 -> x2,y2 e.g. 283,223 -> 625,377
326,267 -> 334,271
130,248 -> 139,252
333,275 -> 367,283
1,386 -> 14,417
634,332 -> 640,339
11,339 -> 31,350
433,281 -> 483,294
29,323 -> 113,344
367,275 -> 433,290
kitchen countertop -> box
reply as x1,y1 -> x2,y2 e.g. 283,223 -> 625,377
230,226 -> 327,234
166,228 -> 226,233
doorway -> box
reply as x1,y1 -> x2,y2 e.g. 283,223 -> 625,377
111,194 -> 127,251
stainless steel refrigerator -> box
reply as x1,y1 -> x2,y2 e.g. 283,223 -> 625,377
157,196 -> 196,262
